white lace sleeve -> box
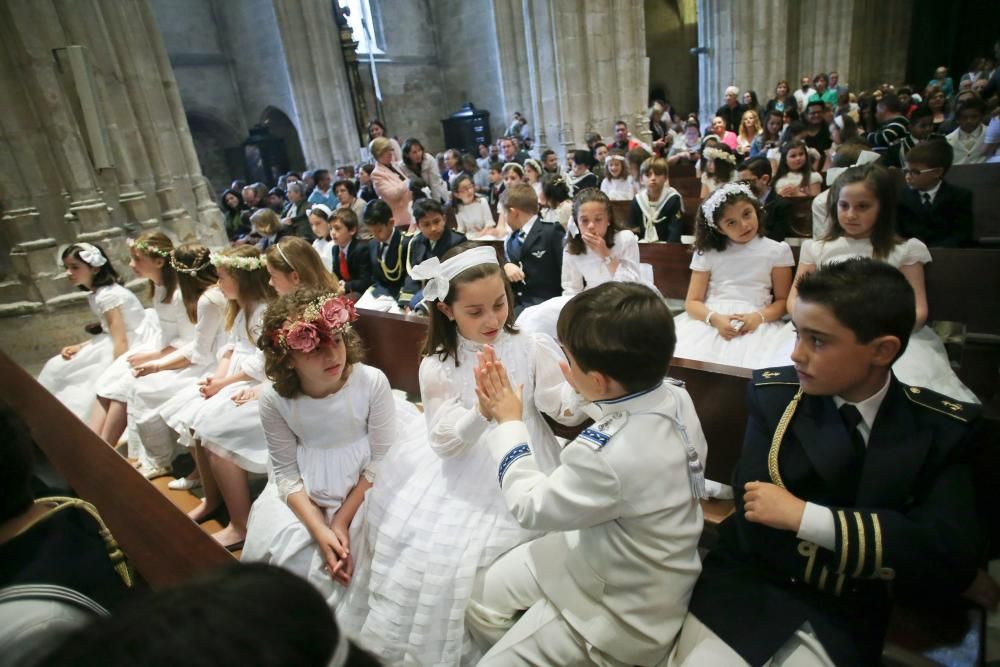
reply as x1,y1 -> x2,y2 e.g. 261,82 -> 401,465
259,386 -> 305,502
94,285 -> 129,314
561,250 -> 584,295
530,334 -> 587,425
241,306 -> 268,381
419,356 -> 489,458
362,368 -> 396,482
899,238 -> 932,266
184,290 -> 227,366
610,230 -> 643,283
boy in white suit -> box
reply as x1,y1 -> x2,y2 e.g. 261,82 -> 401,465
467,281 -> 708,666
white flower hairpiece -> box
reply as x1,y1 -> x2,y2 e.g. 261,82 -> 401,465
73,243 -> 108,268
408,246 -> 499,302
127,237 -> 172,259
210,252 -> 266,271
703,146 -> 737,165
701,183 -> 757,230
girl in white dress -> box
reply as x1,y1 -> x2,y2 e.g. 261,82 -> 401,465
38,243 -> 146,422
773,139 -> 823,198
518,189 -> 650,339
157,246 -> 276,550
338,245 -> 584,666
308,204 -> 336,272
523,158 -> 544,199
451,174 -> 500,239
699,143 -> 737,199
769,163 -> 978,402
129,245 -> 227,480
672,183 -> 795,368
92,232 -> 180,446
539,175 -> 573,229
599,151 -> 635,201
242,290 -> 403,607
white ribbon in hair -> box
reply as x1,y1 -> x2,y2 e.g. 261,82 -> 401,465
309,203 -> 333,218
408,246 -> 499,302
825,150 -> 880,186
834,116 -> 845,130
74,243 -> 108,268
700,182 -> 756,230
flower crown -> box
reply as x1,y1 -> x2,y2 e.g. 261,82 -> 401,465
210,252 -> 266,271
703,146 -> 737,165
270,294 -> 359,353
171,248 -> 212,275
701,182 -> 757,230
127,237 -> 172,259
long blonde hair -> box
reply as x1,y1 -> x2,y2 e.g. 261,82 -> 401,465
265,237 -> 339,292
738,109 -> 762,145
217,246 -> 276,332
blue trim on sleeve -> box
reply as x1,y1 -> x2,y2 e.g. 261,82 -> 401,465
498,443 -> 531,486
579,427 -> 611,448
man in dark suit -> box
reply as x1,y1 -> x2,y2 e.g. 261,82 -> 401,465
737,157 -> 795,240
399,198 -> 466,311
362,199 -> 411,303
501,184 -> 563,315
329,208 -> 372,297
674,259 -> 985,667
897,139 -> 976,248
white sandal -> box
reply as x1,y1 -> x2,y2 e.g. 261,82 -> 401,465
167,476 -> 201,491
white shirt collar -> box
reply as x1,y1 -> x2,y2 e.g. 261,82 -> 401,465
917,180 -> 942,202
517,215 -> 537,239
833,374 -> 892,445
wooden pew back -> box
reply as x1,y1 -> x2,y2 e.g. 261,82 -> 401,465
925,247 -> 1000,336
638,243 -> 694,300
944,163 -> 1000,244
0,351 -> 234,589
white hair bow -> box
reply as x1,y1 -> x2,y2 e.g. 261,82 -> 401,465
408,246 -> 499,302
825,150 -> 880,186
75,243 -> 107,268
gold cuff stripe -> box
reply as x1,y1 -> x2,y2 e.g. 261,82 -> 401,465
852,511 -> 867,578
837,510 -> 850,574
834,573 -> 845,597
818,566 -> 829,592
871,513 -> 883,577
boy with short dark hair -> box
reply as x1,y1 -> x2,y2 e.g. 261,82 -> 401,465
467,281 -> 708,666
501,184 -> 563,313
738,156 -> 794,241
866,94 -> 910,152
897,139 -> 975,247
946,97 -> 987,164
329,208 -> 372,296
675,259 -> 982,667
399,198 -> 466,311
355,199 -> 411,312
882,104 -> 940,168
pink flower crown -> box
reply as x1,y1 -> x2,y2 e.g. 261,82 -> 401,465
270,294 -> 358,354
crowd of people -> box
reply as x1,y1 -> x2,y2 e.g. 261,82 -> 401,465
7,48 -> 1000,667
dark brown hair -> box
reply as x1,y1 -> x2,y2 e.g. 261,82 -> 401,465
556,282 -> 675,392
566,188 -> 618,256
693,190 -> 765,253
421,243 -> 518,364
260,289 -> 364,398
172,244 -> 218,323
61,243 -> 121,291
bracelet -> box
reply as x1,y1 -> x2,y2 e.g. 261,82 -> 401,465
757,311 -> 766,324
704,311 -> 717,325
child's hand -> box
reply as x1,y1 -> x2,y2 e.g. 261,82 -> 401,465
475,352 -> 523,424
779,185 -> 803,198
730,312 -> 764,335
127,350 -> 158,367
581,231 -> 610,258
132,361 -> 162,377
60,344 -> 82,360
315,524 -> 351,586
504,262 -> 525,283
231,385 -> 261,405
743,481 -> 806,532
708,313 -> 741,340
200,376 -> 226,399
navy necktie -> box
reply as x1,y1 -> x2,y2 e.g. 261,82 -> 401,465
508,230 -> 525,263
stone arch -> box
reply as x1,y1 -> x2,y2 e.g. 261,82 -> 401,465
260,106 -> 306,174
185,111 -> 243,198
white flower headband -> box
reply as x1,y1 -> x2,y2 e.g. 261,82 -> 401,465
308,203 -> 333,219
210,252 -> 266,271
68,243 -> 108,268
703,146 -> 737,165
701,182 -> 757,230
127,237 -> 172,259
408,246 -> 499,302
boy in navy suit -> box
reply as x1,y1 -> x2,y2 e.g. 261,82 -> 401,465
329,208 -> 372,297
355,199 -> 411,311
399,198 -> 466,311
897,139 -> 975,247
502,184 -> 563,315
674,259 -> 986,667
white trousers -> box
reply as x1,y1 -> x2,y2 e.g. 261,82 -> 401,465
465,542 -> 627,667
667,614 -> 836,667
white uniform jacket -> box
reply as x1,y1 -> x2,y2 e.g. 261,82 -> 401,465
486,380 -> 708,666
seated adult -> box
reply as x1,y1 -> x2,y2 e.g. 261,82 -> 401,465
715,86 -> 746,133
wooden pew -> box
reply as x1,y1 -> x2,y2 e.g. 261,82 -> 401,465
926,247 -> 1000,337
0,350 -> 234,589
638,242 -> 694,300
944,163 -> 1000,245
609,200 -> 631,230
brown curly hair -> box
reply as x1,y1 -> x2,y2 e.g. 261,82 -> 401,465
259,288 -> 365,398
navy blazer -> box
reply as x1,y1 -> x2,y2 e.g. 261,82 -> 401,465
897,183 -> 975,248
332,239 -> 372,295
689,366 -> 981,667
506,219 -> 564,309
368,228 -> 410,299
399,228 -> 466,308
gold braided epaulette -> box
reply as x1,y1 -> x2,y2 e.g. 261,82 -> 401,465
902,385 -> 977,423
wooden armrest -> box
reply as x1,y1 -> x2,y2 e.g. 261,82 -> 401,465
701,498 -> 735,526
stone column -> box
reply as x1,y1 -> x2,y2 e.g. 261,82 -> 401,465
273,0 -> 361,168
138,0 -> 227,246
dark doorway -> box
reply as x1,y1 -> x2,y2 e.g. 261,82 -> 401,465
906,1 -> 1000,92
261,107 -> 306,173
186,112 -> 242,198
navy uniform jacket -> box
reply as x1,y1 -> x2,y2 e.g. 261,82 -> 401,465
332,239 -> 372,296
688,366 -> 981,667
897,183 -> 975,248
368,228 -> 411,300
399,228 -> 466,309
627,191 -> 683,242
506,220 -> 564,310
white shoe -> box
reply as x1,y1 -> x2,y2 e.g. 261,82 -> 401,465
168,476 -> 201,491
138,465 -> 172,481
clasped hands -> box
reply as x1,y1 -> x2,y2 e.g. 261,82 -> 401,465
474,345 -> 524,423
